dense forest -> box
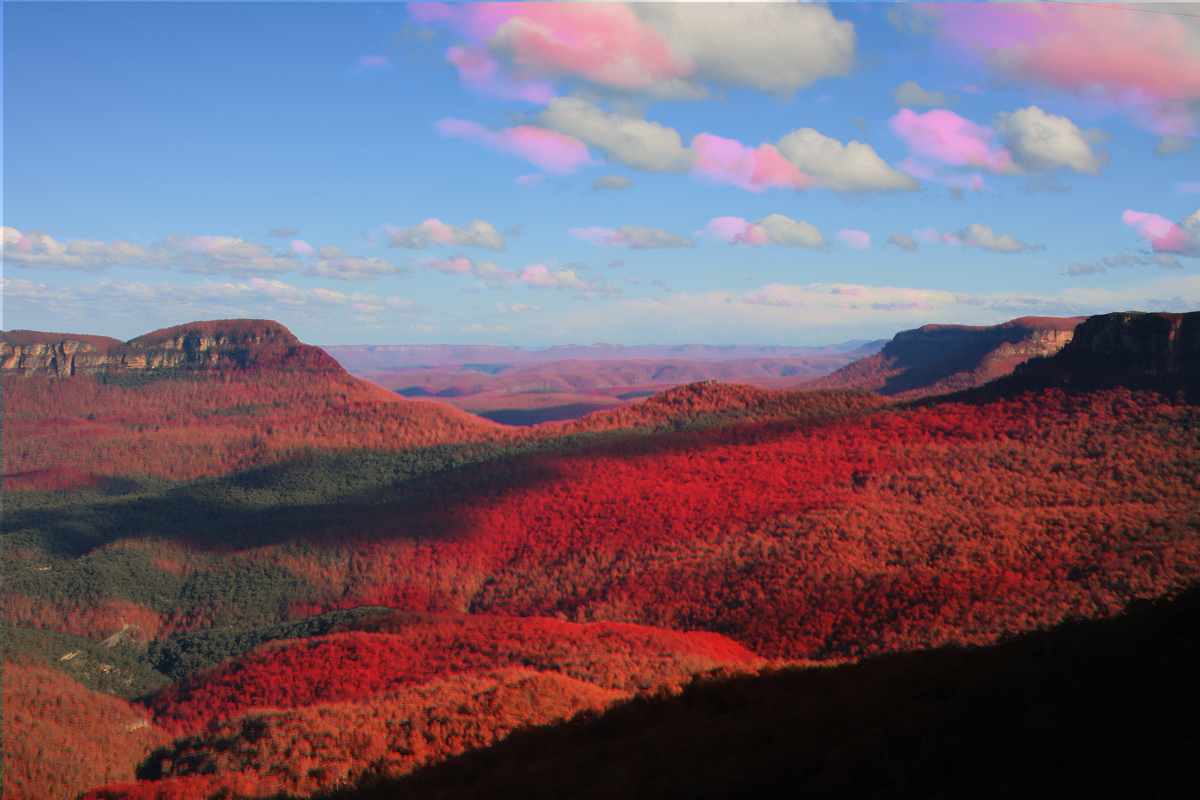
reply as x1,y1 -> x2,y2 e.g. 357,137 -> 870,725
4,314 -> 1199,799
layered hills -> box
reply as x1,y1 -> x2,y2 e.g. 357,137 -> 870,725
3,311 -> 1199,800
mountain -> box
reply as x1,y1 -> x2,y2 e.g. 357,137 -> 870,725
1,320 -> 507,490
811,316 -> 1084,398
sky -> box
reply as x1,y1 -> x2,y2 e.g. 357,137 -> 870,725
3,1 -> 1200,347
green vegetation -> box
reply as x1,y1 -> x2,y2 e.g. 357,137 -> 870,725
0,627 -> 169,698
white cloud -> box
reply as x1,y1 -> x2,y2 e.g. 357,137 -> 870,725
592,174 -> 635,191
303,246 -> 406,280
961,223 -> 1033,253
383,218 -> 506,251
992,106 -> 1107,175
888,233 -> 918,252
569,225 -> 696,249
539,97 -> 693,173
2,227 -> 175,273
775,128 -> 919,194
893,80 -> 958,108
756,214 -> 825,249
636,3 -> 856,98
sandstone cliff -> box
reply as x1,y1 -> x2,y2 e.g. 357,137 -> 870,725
1012,311 -> 1200,390
810,316 -> 1084,398
1,320 -> 344,378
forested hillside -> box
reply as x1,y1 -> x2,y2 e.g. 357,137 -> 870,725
4,312 -> 1199,800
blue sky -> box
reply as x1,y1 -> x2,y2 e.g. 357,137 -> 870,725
3,2 -> 1199,346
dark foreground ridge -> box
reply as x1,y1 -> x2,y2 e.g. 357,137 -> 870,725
320,586 -> 1200,800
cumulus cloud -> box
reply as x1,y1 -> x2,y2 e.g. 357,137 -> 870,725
837,229 -> 871,250
705,214 -> 825,249
889,109 -> 1012,172
303,246 -> 405,281
961,223 -> 1032,253
591,174 -> 634,192
517,264 -> 618,296
435,117 -> 596,174
928,3 -> 1200,137
383,219 -> 506,251
775,128 -> 918,194
1123,208 -> 1200,257
568,225 -> 695,249
495,303 -> 542,314
420,257 -> 514,281
893,80 -> 958,108
912,224 -> 1036,253
992,106 -> 1107,175
539,97 -> 693,173
1,227 -> 175,273
888,233 -> 918,252
416,2 -> 856,100
291,240 -> 315,256
691,133 -> 815,193
634,2 -> 856,97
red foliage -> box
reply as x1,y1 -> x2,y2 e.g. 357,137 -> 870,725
143,615 -> 759,735
2,663 -> 169,800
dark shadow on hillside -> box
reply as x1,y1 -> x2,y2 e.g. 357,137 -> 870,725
317,585 -> 1200,800
3,394 -> 884,558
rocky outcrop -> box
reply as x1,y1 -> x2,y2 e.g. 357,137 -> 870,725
0,332 -> 124,377
2,320 -> 345,378
812,316 -> 1084,398
1013,311 -> 1200,389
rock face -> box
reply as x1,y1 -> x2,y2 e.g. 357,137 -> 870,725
2,320 -> 345,378
812,316 -> 1084,398
1013,311 -> 1200,389
0,332 -> 124,377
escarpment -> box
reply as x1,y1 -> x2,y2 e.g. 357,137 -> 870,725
811,316 -> 1084,398
2,320 -> 345,378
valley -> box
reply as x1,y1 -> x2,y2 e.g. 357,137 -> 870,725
2,312 -> 1198,800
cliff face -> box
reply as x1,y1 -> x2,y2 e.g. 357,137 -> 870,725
2,320 -> 345,378
1014,311 -> 1200,388
0,333 -> 124,377
813,316 -> 1084,398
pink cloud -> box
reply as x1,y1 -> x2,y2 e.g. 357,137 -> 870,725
837,229 -> 871,250
412,2 -> 691,92
1122,209 -> 1190,252
434,118 -> 595,174
356,55 -> 391,72
933,4 -> 1200,135
291,239 -> 314,256
690,133 -> 817,193
446,46 -> 554,103
705,217 -> 771,246
889,109 -> 1011,172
